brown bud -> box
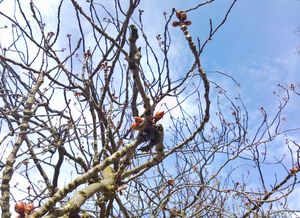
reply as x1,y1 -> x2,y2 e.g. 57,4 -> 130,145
175,10 -> 187,21
180,25 -> 187,31
290,167 -> 300,174
172,21 -> 180,27
167,179 -> 175,186
184,30 -> 189,35
184,20 -> 192,26
175,10 -> 183,19
180,12 -> 187,21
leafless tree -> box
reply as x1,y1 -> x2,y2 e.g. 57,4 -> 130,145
0,0 -> 299,217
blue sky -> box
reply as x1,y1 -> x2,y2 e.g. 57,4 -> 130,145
203,1 -> 300,60
136,0 -> 300,112
199,0 -> 300,107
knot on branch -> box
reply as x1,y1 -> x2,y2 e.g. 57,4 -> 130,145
138,124 -> 164,152
131,111 -> 165,152
102,166 -> 116,199
128,24 -> 141,69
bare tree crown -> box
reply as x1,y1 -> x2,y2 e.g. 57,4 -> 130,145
0,0 -> 299,217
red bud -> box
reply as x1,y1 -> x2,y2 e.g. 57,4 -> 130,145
15,202 -> 25,214
24,202 -> 34,214
134,116 -> 144,123
153,111 -> 165,122
131,122 -> 141,130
